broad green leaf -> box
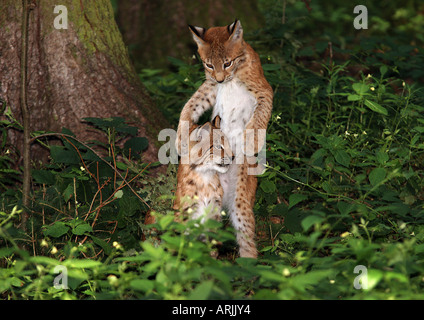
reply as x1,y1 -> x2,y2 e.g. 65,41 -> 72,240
130,279 -> 154,292
90,236 -> 113,255
337,201 -> 356,216
124,137 -> 149,155
0,247 -> 15,258
72,222 -> 93,235
334,149 -> 350,167
290,270 -> 333,291
260,180 -> 276,193
369,168 -> 387,186
62,184 -> 74,202
301,215 -> 325,231
63,259 -> 102,269
158,214 -> 174,230
114,190 -> 124,199
375,150 -> 389,164
188,280 -> 214,300
380,65 -> 388,77
347,94 -> 361,101
364,99 -> 388,115
50,145 -> 80,164
288,194 -> 307,209
29,256 -> 60,265
43,222 -> 69,238
365,269 -> 384,291
352,83 -> 369,95
32,170 -> 55,185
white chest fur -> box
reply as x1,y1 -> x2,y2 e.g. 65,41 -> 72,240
212,79 -> 257,154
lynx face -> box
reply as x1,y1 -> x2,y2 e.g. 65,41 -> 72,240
189,20 -> 245,84
189,116 -> 233,174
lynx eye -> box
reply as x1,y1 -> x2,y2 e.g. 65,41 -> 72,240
223,61 -> 233,69
204,62 -> 214,70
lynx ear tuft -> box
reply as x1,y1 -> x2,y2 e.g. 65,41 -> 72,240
194,122 -> 212,141
212,115 -> 221,129
227,19 -> 243,43
188,24 -> 206,47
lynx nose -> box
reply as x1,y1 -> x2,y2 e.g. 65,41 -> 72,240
215,73 -> 225,83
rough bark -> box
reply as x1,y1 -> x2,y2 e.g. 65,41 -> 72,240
0,0 -> 167,163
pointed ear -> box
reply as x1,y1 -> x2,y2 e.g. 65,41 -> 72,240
196,122 -> 212,141
188,24 -> 206,48
227,19 -> 243,43
212,115 -> 221,129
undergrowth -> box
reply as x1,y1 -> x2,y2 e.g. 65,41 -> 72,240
1,1 -> 424,300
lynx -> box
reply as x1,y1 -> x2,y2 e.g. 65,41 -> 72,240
176,20 -> 273,258
173,116 -> 233,223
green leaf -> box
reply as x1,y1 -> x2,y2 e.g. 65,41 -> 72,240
114,190 -> 124,199
72,222 -> 93,235
288,194 -> 307,209
365,269 -> 384,290
43,221 -> 69,238
124,137 -> 148,156
380,65 -> 388,77
301,215 -> 325,231
337,201 -> 356,216
62,184 -> 74,202
375,150 -> 389,164
352,83 -> 369,95
369,168 -> 387,187
130,279 -> 154,292
158,214 -> 175,230
83,117 -> 138,136
29,256 -> 60,265
118,193 -> 141,219
260,180 -> 276,193
334,149 -> 351,167
32,170 -> 55,185
290,270 -> 332,291
0,247 -> 15,258
364,99 -> 388,116
188,280 -> 214,300
63,259 -> 102,269
50,145 -> 80,164
347,94 -> 361,101
90,236 -> 112,255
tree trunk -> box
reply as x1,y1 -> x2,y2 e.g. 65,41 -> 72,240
117,0 -> 264,69
0,0 -> 167,163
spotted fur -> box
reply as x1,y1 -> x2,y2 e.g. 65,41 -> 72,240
176,20 -> 273,258
174,116 -> 233,224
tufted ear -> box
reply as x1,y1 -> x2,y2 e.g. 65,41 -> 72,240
188,24 -> 207,48
227,19 -> 243,43
212,115 -> 221,129
191,122 -> 212,141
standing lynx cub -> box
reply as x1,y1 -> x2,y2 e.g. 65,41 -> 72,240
176,20 -> 273,258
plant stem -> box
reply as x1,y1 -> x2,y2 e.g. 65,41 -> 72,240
20,0 -> 31,230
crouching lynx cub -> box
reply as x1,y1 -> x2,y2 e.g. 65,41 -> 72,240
176,20 -> 273,258
173,116 -> 233,223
